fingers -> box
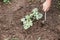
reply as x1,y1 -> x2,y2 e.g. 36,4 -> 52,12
42,1 -> 51,12
42,6 -> 46,12
42,5 -> 50,12
42,3 -> 46,12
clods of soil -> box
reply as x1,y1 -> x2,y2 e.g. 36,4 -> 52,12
0,0 -> 60,40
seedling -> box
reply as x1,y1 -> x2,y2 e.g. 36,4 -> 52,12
10,37 -> 19,40
21,15 -> 33,29
21,8 -> 43,30
3,0 -> 10,4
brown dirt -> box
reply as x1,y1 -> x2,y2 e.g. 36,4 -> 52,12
0,0 -> 60,40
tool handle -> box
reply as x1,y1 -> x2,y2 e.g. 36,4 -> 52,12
45,12 -> 46,21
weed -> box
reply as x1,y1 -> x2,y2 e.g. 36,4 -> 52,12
21,8 -> 43,30
3,0 -> 10,4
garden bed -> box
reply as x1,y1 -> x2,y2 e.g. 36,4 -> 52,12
0,0 -> 60,40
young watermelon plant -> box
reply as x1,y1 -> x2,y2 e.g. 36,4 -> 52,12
21,8 -> 43,30
3,0 -> 10,4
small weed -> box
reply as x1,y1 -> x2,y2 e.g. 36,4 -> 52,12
3,0 -> 10,4
21,8 -> 43,30
10,37 -> 19,40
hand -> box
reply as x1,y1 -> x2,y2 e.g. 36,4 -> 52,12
42,1 -> 51,12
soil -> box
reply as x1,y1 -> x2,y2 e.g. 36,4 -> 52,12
0,0 -> 60,40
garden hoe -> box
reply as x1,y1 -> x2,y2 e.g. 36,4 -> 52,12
41,12 -> 47,24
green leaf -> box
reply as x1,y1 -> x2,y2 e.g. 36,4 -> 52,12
32,8 -> 38,13
33,12 -> 39,16
38,13 -> 43,19
23,24 -> 30,30
30,14 -> 34,17
23,20 -> 33,30
3,0 -> 7,2
3,0 -> 10,4
35,13 -> 43,20
20,8 -> 43,30
25,15 -> 31,20
21,18 -> 25,22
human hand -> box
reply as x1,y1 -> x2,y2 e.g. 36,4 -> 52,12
42,0 -> 51,12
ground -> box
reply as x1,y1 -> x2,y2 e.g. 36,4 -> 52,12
0,0 -> 60,40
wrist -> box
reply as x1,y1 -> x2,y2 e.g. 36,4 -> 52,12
46,0 -> 51,5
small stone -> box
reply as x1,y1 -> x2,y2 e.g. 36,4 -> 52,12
44,29 -> 46,31
47,30 -> 50,32
4,38 -> 9,40
38,37 -> 41,40
3,25 -> 6,27
58,15 -> 60,17
0,5 -> 1,8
